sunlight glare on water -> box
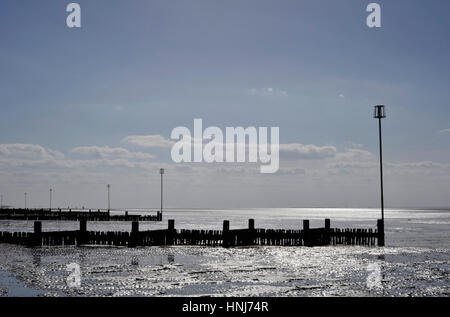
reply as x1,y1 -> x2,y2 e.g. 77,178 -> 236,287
0,208 -> 449,296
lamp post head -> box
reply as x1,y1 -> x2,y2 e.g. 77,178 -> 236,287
107,184 -> 110,188
374,105 -> 386,119
160,168 -> 165,175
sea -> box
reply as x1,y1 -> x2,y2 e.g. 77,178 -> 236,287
0,208 -> 448,297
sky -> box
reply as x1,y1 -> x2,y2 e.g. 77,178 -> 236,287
0,0 -> 450,209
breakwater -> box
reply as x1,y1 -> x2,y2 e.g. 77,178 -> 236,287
0,218 -> 385,247
0,208 -> 162,221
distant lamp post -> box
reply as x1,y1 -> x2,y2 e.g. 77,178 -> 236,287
24,192 -> 27,209
160,168 -> 164,219
374,105 -> 386,246
49,188 -> 53,211
0,194 -> 3,209
107,184 -> 111,211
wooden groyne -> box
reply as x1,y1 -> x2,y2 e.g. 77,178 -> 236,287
0,208 -> 162,222
0,219 -> 385,247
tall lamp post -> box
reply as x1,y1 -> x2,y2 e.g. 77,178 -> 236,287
49,188 -> 53,211
107,184 -> 111,211
374,105 -> 386,246
0,194 -> 3,209
24,192 -> 27,209
160,168 -> 164,220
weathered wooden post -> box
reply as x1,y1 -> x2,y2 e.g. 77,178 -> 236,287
129,221 -> 139,247
34,221 -> 42,233
248,219 -> 255,230
79,220 -> 87,245
324,219 -> 331,245
377,219 -> 385,247
80,219 -> 87,232
132,221 -> 139,233
248,219 -> 255,245
223,220 -> 230,248
33,221 -> 42,247
303,220 -> 310,247
167,219 -> 175,245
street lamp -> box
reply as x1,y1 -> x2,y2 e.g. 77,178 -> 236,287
24,192 -> 27,209
50,188 -> 53,211
374,105 -> 386,246
107,184 -> 111,211
160,168 -> 164,219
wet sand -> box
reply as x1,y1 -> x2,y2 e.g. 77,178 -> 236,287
0,208 -> 449,297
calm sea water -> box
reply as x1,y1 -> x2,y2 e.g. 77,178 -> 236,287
0,208 -> 449,297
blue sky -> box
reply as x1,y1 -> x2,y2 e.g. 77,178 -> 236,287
1,1 -> 450,208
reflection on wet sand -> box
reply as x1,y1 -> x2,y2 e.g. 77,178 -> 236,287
0,244 -> 448,297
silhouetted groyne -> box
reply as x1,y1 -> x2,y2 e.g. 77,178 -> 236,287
0,208 -> 162,221
0,219 -> 385,247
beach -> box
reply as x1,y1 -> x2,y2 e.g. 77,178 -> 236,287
0,208 -> 449,297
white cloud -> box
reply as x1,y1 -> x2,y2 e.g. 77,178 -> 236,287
122,135 -> 174,148
439,129 -> 450,134
0,144 -> 63,160
279,144 -> 337,160
71,146 -> 155,160
339,94 -> 345,98
249,87 -> 288,97
335,149 -> 374,161
388,161 -> 450,169
348,142 -> 364,149
2,141 -> 450,208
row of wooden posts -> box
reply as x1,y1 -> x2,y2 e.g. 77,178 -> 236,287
0,219 -> 385,247
0,208 -> 162,222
